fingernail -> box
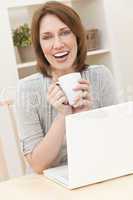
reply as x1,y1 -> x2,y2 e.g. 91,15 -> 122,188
73,104 -> 77,108
56,81 -> 60,85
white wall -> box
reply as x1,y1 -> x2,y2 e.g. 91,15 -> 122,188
0,6 -> 18,91
104,0 -> 133,99
0,3 -> 20,181
0,138 -> 9,181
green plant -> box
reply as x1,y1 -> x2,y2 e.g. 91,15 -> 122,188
13,23 -> 32,48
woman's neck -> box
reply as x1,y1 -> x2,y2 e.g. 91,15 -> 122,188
51,68 -> 75,81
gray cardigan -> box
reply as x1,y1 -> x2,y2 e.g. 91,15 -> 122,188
16,65 -> 118,166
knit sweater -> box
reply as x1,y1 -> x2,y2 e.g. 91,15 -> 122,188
16,65 -> 118,166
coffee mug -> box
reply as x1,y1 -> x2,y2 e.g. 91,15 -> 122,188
58,72 -> 82,106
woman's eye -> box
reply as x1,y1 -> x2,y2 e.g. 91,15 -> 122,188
42,35 -> 52,40
61,30 -> 71,36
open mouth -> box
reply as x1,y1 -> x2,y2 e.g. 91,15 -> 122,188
53,51 -> 69,60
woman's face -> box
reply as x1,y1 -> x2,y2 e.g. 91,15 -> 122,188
39,14 -> 78,76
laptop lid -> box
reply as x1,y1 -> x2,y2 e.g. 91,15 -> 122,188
65,101 -> 133,188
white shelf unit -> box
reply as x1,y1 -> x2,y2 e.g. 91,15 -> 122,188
71,0 -> 112,69
8,0 -> 72,8
17,61 -> 36,68
8,0 -> 113,79
87,49 -> 110,56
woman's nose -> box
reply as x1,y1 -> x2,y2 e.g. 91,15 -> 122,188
53,36 -> 64,49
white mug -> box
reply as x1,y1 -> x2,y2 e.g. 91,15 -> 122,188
58,72 -> 82,106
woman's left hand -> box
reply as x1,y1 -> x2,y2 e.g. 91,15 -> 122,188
72,79 -> 93,113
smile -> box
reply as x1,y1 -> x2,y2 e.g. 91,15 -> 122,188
53,51 -> 69,59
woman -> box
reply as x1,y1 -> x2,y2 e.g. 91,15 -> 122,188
17,1 -> 118,174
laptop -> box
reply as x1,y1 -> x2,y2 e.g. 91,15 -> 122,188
43,101 -> 133,189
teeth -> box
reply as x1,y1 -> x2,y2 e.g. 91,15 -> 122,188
54,51 -> 68,58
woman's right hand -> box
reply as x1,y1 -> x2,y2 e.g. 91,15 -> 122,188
47,82 -> 72,115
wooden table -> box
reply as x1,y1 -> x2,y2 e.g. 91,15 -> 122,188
0,174 -> 133,200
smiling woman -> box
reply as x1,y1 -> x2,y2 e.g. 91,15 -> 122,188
39,14 -> 78,77
16,1 -> 118,174
31,1 -> 87,78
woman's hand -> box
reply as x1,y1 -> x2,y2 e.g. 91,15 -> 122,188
72,79 -> 92,113
47,82 -> 72,115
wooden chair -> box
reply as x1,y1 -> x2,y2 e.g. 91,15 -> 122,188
0,87 -> 28,181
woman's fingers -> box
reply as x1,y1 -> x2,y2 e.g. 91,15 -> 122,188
74,90 -> 91,103
78,79 -> 89,84
52,90 -> 64,101
82,91 -> 90,99
73,84 -> 89,91
73,98 -> 92,108
53,96 -> 67,107
48,83 -> 56,94
53,91 -> 68,105
48,79 -> 92,113
47,82 -> 72,115
72,79 -> 92,108
48,84 -> 62,99
47,83 -> 68,108
73,79 -> 90,91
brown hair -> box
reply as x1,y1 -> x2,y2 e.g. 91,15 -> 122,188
31,1 -> 87,77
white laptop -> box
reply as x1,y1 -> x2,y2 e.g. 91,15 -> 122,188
43,101 -> 133,189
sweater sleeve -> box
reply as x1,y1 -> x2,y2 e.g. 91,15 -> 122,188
16,77 -> 44,155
